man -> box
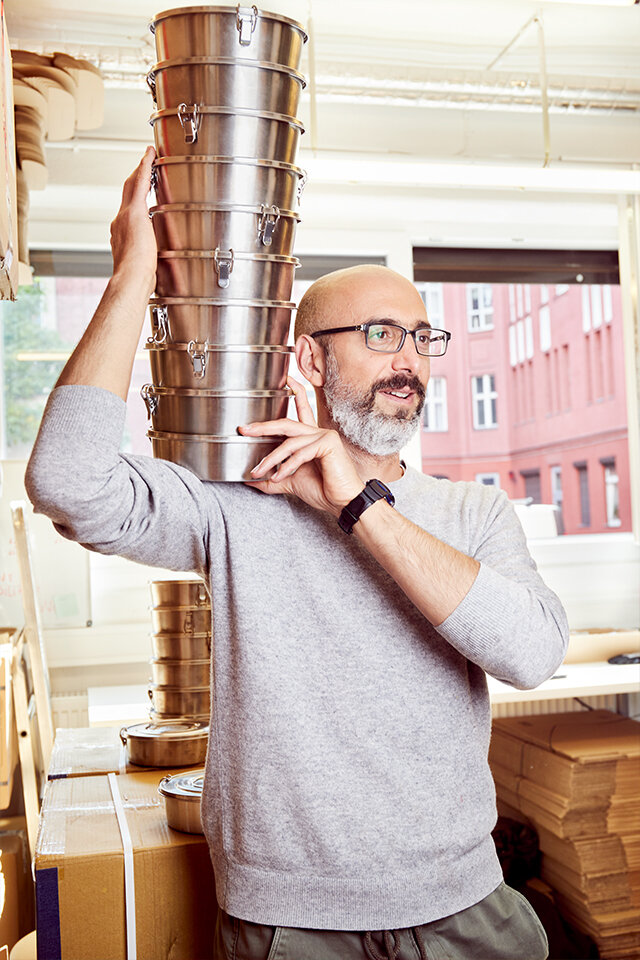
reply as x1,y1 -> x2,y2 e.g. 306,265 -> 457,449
27,149 -> 567,960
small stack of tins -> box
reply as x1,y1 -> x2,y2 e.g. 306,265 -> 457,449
142,4 -> 308,481
148,578 -> 212,722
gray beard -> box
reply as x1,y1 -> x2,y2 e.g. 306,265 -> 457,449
322,348 -> 424,456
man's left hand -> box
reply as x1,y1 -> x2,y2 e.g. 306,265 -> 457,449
239,377 -> 364,516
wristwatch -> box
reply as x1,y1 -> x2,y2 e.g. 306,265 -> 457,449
338,479 -> 395,534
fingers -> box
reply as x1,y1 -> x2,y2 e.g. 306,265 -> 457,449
249,433 -> 317,478
287,376 -> 316,427
120,146 -> 155,208
239,417 -> 314,438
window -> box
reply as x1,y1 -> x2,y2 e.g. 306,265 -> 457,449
472,375 -> 498,429
539,305 -> 551,353
555,284 -> 569,296
575,462 -> 591,527
422,377 -> 448,432
550,466 -> 564,534
601,458 -> 621,527
521,469 -> 542,504
540,285 -> 549,305
581,285 -> 591,333
417,282 -> 444,327
476,472 -> 500,487
524,315 -> 534,359
467,284 -> 493,331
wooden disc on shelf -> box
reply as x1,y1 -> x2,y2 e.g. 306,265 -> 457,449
13,62 -> 77,140
53,53 -> 104,131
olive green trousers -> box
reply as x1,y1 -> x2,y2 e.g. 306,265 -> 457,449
213,881 -> 549,960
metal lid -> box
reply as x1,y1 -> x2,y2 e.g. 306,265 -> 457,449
150,6 -> 308,38
142,385 -> 292,399
122,720 -> 209,742
149,202 -> 300,221
150,57 -> 305,86
150,104 -> 304,131
148,430 -> 284,445
149,296 -> 296,308
158,769 -> 206,802
144,341 -> 293,353
156,250 -> 300,265
153,155 -> 305,176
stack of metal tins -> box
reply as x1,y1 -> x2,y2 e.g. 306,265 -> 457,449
148,578 -> 212,722
142,4 -> 308,480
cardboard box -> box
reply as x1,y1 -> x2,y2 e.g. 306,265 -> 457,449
35,770 -> 217,959
47,726 -> 207,780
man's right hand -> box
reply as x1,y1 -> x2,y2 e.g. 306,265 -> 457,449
110,146 -> 157,300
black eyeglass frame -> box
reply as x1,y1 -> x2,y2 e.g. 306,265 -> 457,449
310,321 -> 452,357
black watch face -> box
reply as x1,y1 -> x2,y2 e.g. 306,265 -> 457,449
367,479 -> 395,506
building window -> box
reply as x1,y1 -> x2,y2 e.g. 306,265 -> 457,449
539,305 -> 551,353
601,458 -> 621,527
467,284 -> 494,331
550,466 -> 564,534
476,472 -> 500,487
521,469 -> 542,503
423,377 -> 448,432
417,282 -> 444,327
472,375 -> 498,429
555,284 -> 569,296
575,462 -> 591,527
524,315 -> 534,359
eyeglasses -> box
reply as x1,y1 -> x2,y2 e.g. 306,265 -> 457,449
310,321 -> 452,357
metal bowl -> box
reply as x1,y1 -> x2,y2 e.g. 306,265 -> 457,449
151,631 -> 211,661
150,658 -> 210,687
150,105 -> 303,163
147,430 -> 283,482
141,385 -> 291,435
145,342 -> 292,390
150,578 -> 210,608
120,719 -> 209,768
154,249 -> 299,300
152,156 -> 306,210
150,605 -> 212,635
148,683 -> 210,717
150,6 -> 307,68
148,297 -> 295,346
158,768 -> 206,834
147,57 -> 305,117
150,202 -> 299,255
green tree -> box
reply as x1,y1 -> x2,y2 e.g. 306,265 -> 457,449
2,281 -> 71,450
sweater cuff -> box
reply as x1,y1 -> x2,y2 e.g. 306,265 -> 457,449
40,385 -> 127,446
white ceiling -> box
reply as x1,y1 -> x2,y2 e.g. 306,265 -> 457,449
6,0 -> 640,251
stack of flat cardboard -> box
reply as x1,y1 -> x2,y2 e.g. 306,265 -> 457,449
35,769 -> 218,959
489,710 -> 640,960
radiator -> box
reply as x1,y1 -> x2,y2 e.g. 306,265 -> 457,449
50,693 -> 89,728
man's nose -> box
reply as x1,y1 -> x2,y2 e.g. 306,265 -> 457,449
391,333 -> 421,372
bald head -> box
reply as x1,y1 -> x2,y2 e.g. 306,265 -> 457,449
294,264 -> 425,342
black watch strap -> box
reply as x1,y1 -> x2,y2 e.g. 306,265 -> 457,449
338,479 -> 395,534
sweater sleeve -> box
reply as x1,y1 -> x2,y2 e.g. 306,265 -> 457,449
435,486 -> 569,689
25,385 -> 216,577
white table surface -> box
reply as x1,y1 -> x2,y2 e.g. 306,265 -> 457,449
88,661 -> 640,725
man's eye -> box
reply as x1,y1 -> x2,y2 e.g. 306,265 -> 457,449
416,330 -> 432,344
370,327 -> 392,340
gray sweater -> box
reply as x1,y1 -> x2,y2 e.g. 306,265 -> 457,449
26,385 -> 569,930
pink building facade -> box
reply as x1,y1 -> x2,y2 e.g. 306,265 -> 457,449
418,281 -> 631,535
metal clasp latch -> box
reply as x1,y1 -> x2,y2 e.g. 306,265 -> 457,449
297,170 -> 307,205
213,247 -> 234,288
257,203 -> 280,246
151,304 -> 169,343
197,584 -> 208,606
184,611 -> 194,634
150,163 -> 159,192
145,71 -> 157,102
177,102 -> 200,143
187,340 -> 208,379
141,383 -> 158,419
236,4 -> 258,45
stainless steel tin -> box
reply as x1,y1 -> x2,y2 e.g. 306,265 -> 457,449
148,683 -> 211,717
145,342 -> 292,390
147,430 -> 282,482
150,578 -> 210,608
147,57 -> 305,117
158,768 -> 205,834
155,250 -> 299,300
152,157 -> 306,210
150,6 -> 307,68
150,657 -> 210,687
150,106 -> 303,163
150,202 -> 299,255
151,631 -> 211,660
120,719 -> 209,768
148,298 -> 294,346
141,385 -> 291,435
150,605 -> 212,634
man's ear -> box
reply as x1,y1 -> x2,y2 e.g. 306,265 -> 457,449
295,334 -> 326,387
